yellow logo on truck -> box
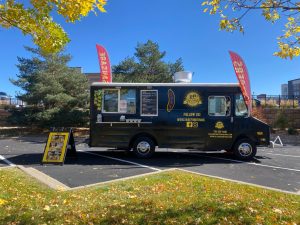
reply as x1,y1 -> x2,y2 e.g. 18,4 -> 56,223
183,91 -> 202,107
215,121 -> 224,129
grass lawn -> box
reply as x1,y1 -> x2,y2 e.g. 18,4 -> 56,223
0,168 -> 299,224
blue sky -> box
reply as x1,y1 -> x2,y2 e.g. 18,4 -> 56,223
0,0 -> 299,97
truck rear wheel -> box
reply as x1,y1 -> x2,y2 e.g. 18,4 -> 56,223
132,137 -> 155,158
233,138 -> 256,160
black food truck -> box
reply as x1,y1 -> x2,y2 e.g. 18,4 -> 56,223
90,82 -> 270,160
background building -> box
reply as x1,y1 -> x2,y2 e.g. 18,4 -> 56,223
288,78 -> 300,97
70,67 -> 100,87
85,73 -> 100,86
281,78 -> 300,98
281,84 -> 288,96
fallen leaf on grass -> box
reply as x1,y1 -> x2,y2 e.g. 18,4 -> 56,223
273,208 -> 283,214
0,198 -> 7,205
128,195 -> 137,199
248,207 -> 258,213
43,205 -> 50,211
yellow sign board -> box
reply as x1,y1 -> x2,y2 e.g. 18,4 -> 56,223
42,129 -> 76,164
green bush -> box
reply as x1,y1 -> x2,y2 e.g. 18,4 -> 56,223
273,110 -> 289,130
287,127 -> 298,135
39,108 -> 89,127
7,107 -> 41,125
7,107 -> 89,128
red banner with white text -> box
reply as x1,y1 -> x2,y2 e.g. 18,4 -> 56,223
96,44 -> 112,82
229,51 -> 252,113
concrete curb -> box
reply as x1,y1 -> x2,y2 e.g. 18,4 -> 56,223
1,166 -> 299,195
1,148 -> 298,195
0,165 -> 16,170
18,165 -> 70,191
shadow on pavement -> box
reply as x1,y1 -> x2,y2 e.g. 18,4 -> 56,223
3,150 -> 259,168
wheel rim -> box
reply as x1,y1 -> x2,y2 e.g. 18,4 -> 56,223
238,143 -> 252,156
136,141 -> 151,154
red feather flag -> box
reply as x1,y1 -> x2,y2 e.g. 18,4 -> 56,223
229,51 -> 252,114
96,44 -> 112,82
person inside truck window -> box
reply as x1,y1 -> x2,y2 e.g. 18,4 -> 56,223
103,89 -> 118,112
208,96 -> 227,116
225,97 -> 231,116
235,94 -> 248,116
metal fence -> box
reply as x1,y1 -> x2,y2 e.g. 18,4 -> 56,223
252,95 -> 300,108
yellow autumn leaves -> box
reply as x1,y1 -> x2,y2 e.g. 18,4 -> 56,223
0,168 -> 299,224
30,0 -> 107,23
0,0 -> 299,59
0,0 -> 107,53
0,198 -> 7,206
201,0 -> 300,59
275,17 -> 300,59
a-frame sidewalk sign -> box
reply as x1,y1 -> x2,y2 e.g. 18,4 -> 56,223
42,127 -> 77,165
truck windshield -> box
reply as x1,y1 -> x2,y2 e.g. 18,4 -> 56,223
235,94 -> 248,116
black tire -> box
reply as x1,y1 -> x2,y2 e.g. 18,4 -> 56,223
233,138 -> 257,160
132,137 -> 155,158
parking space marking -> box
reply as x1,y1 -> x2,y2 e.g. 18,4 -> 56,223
0,154 -> 16,167
78,150 -> 161,171
265,153 -> 300,158
173,152 -> 300,172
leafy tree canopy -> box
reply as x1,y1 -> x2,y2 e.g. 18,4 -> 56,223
113,40 -> 184,83
10,47 -> 89,127
201,0 -> 300,59
0,0 -> 107,53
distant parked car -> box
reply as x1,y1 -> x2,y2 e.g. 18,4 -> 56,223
0,92 -> 9,105
0,92 -> 9,100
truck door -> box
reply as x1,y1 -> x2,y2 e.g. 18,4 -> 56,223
156,87 -> 207,149
206,95 -> 234,150
232,93 -> 251,140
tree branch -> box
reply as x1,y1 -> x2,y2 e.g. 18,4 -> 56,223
0,14 -> 31,34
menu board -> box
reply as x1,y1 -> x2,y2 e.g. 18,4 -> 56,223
42,132 -> 69,163
141,90 -> 158,116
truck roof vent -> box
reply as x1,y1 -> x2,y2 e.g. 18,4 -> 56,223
173,71 -> 193,83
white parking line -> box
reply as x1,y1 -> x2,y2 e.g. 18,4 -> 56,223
173,152 -> 300,172
265,153 -> 300,158
0,154 -> 16,167
78,150 -> 161,171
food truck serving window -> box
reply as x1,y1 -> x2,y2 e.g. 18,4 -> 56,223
103,89 -> 136,114
141,90 -> 158,116
208,96 -> 231,116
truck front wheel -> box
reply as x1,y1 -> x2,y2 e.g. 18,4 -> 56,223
132,137 -> 155,158
233,138 -> 257,160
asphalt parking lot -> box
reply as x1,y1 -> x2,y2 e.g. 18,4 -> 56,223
0,136 -> 299,194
